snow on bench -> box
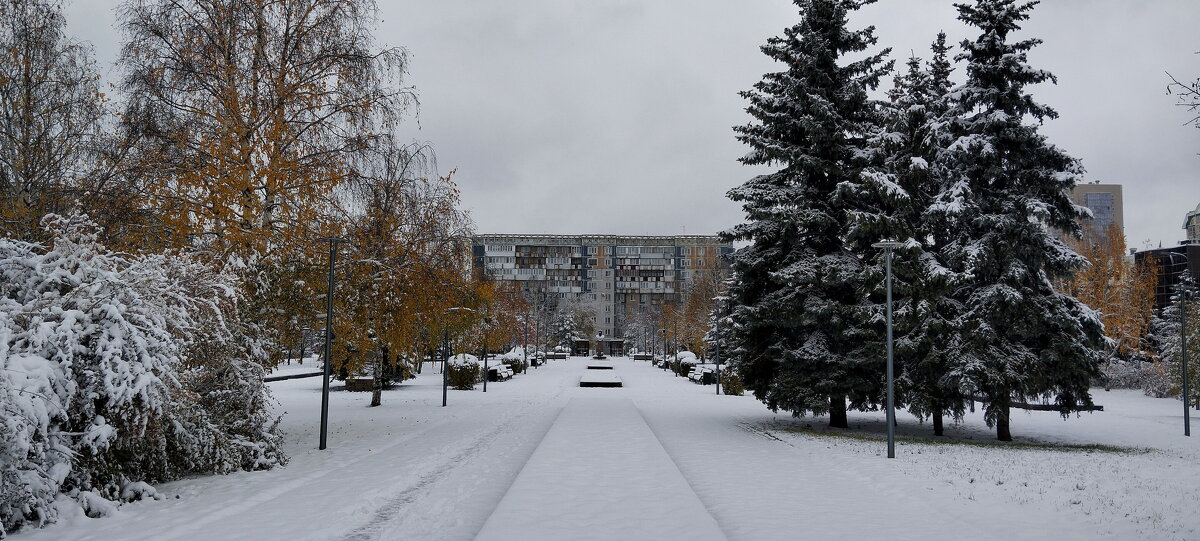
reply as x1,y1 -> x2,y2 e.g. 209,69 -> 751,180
586,361 -> 614,370
579,372 -> 622,388
475,397 -> 725,541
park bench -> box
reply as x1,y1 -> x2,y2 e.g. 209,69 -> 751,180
632,354 -> 654,361
487,365 -> 514,382
687,366 -> 716,385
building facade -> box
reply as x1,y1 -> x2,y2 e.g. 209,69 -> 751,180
1069,183 -> 1124,243
1135,244 -> 1200,311
472,234 -> 733,342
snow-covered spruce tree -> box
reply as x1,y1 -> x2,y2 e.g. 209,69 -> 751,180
841,32 -> 967,436
723,0 -> 891,428
0,215 -> 283,536
1150,279 -> 1200,402
929,0 -> 1104,441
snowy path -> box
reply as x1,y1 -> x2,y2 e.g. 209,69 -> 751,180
17,356 -> 1200,540
475,396 -> 726,541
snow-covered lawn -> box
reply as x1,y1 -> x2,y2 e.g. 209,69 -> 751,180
17,357 -> 1200,540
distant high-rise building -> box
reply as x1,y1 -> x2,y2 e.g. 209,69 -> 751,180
1069,183 -> 1123,243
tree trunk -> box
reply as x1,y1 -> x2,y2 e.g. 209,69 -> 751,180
995,399 -> 1012,441
932,410 -> 944,436
828,395 -> 848,428
369,349 -> 384,407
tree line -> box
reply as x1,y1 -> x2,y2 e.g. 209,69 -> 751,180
0,0 -> 498,535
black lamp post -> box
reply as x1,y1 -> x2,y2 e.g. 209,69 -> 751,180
873,240 -> 903,459
714,307 -> 722,395
660,328 -> 667,371
442,329 -> 449,407
1166,252 -> 1193,436
316,236 -> 347,451
481,317 -> 493,392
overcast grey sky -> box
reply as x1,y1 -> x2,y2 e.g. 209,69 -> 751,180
65,0 -> 1200,249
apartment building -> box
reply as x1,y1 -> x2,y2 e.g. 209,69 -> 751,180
472,234 -> 733,341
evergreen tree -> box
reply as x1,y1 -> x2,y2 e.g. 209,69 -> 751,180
849,33 -> 966,436
930,0 -> 1104,441
1152,278 -> 1200,404
723,0 -> 891,427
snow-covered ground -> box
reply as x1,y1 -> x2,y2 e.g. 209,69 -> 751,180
17,357 -> 1200,540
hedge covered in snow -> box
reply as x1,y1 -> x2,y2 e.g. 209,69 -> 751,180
1,216 -> 285,536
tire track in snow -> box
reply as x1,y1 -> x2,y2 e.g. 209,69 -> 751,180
337,389 -> 568,541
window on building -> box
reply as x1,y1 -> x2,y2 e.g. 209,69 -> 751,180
698,259 -> 705,267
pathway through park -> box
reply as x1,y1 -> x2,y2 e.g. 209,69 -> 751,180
22,356 -> 1110,541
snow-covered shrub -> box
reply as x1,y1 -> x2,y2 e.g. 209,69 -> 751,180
498,348 -> 526,374
1141,360 -> 1175,398
448,354 -> 480,390
671,351 -> 698,377
0,215 -> 284,536
1099,361 -> 1145,390
720,368 -> 744,396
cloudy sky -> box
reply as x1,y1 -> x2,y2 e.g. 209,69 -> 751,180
65,0 -> 1200,249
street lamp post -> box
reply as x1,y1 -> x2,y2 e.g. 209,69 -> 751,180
1166,252 -> 1192,436
523,313 -> 530,374
1184,283 -> 1190,435
481,318 -> 493,393
673,323 -> 679,377
442,329 -> 449,407
873,240 -> 903,459
715,308 -> 722,396
660,328 -> 667,371
316,236 -> 347,451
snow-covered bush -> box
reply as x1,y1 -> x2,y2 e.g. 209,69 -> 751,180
1141,360 -> 1175,398
0,216 -> 284,536
671,351 -> 698,377
498,348 -> 526,374
720,368 -> 744,396
448,354 -> 480,390
1099,361 -> 1145,390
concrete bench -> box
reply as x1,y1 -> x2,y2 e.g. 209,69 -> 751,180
579,372 -> 623,387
